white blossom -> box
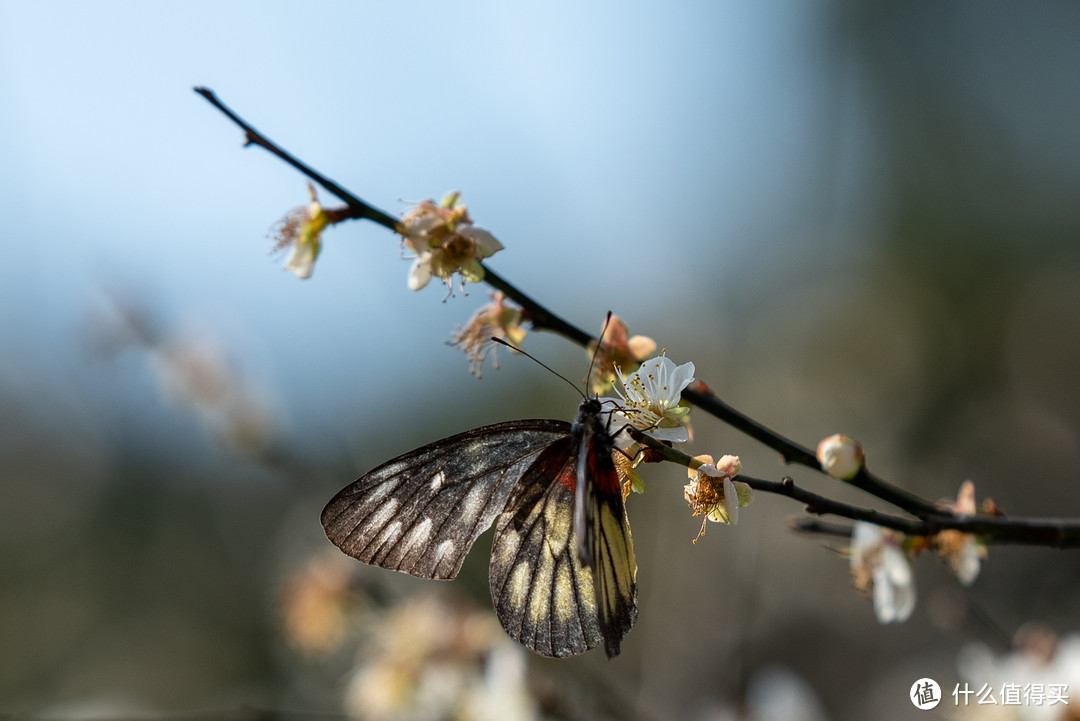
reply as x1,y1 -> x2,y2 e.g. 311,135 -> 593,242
850,522 -> 916,623
603,354 -> 694,443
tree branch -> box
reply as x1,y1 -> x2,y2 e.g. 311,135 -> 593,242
196,86 -> 1080,550
745,476 -> 1080,548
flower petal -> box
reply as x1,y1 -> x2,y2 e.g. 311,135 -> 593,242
408,256 -> 432,291
666,358 -> 696,396
284,241 -> 317,279
723,477 -> 739,524
639,424 -> 689,444
874,545 -> 916,622
459,226 -> 503,256
733,481 -> 754,508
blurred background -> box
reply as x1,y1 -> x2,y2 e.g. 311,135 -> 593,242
3,1 -> 1080,719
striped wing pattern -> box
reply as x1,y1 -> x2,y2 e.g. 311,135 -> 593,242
489,418 -> 638,658
321,420 -> 570,580
489,438 -> 602,657
579,433 -> 638,657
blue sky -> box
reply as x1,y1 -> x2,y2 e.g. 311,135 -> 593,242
0,1 -> 847,453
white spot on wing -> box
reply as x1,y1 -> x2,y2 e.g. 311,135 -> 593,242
384,520 -> 402,538
362,481 -> 392,505
496,529 -> 521,567
459,484 -> 488,527
429,471 -> 445,492
376,460 -> 407,478
404,517 -> 433,548
366,499 -> 399,530
509,561 -> 531,609
434,539 -> 455,565
542,500 -> 571,552
553,564 -> 574,622
530,552 -> 555,626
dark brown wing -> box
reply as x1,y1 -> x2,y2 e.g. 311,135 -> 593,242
321,419 -> 571,580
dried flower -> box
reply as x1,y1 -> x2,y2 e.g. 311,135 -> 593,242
279,552 -> 353,655
153,333 -> 274,455
587,315 -> 657,394
450,292 -> 527,377
343,594 -> 534,721
613,446 -> 646,499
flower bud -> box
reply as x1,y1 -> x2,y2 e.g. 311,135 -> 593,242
816,434 -> 865,480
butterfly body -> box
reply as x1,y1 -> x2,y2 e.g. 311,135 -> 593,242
321,397 -> 638,657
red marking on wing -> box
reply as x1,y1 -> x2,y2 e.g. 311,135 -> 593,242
587,442 -> 621,496
555,464 -> 576,493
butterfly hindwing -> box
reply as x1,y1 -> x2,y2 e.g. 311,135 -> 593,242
574,399 -> 638,657
321,420 -> 571,580
489,437 -> 603,658
581,436 -> 638,657
489,401 -> 639,658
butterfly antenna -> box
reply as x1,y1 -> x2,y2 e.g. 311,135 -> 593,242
490,337 -> 586,400
584,311 -> 614,398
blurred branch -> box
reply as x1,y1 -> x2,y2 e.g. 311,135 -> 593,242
771,478 -> 1080,548
196,86 -> 1080,549
787,518 -> 853,539
42,708 -> 352,721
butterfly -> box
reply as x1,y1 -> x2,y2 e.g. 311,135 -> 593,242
320,394 -> 638,658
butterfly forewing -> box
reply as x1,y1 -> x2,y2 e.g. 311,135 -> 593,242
321,420 -> 570,580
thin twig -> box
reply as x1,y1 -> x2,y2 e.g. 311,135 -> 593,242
193,86 -> 399,231
479,263 -> 594,346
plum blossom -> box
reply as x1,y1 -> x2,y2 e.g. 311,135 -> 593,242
399,192 -> 503,292
603,354 -> 694,444
934,480 -> 987,586
272,183 -> 346,279
849,522 -> 916,623
684,454 -> 753,539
